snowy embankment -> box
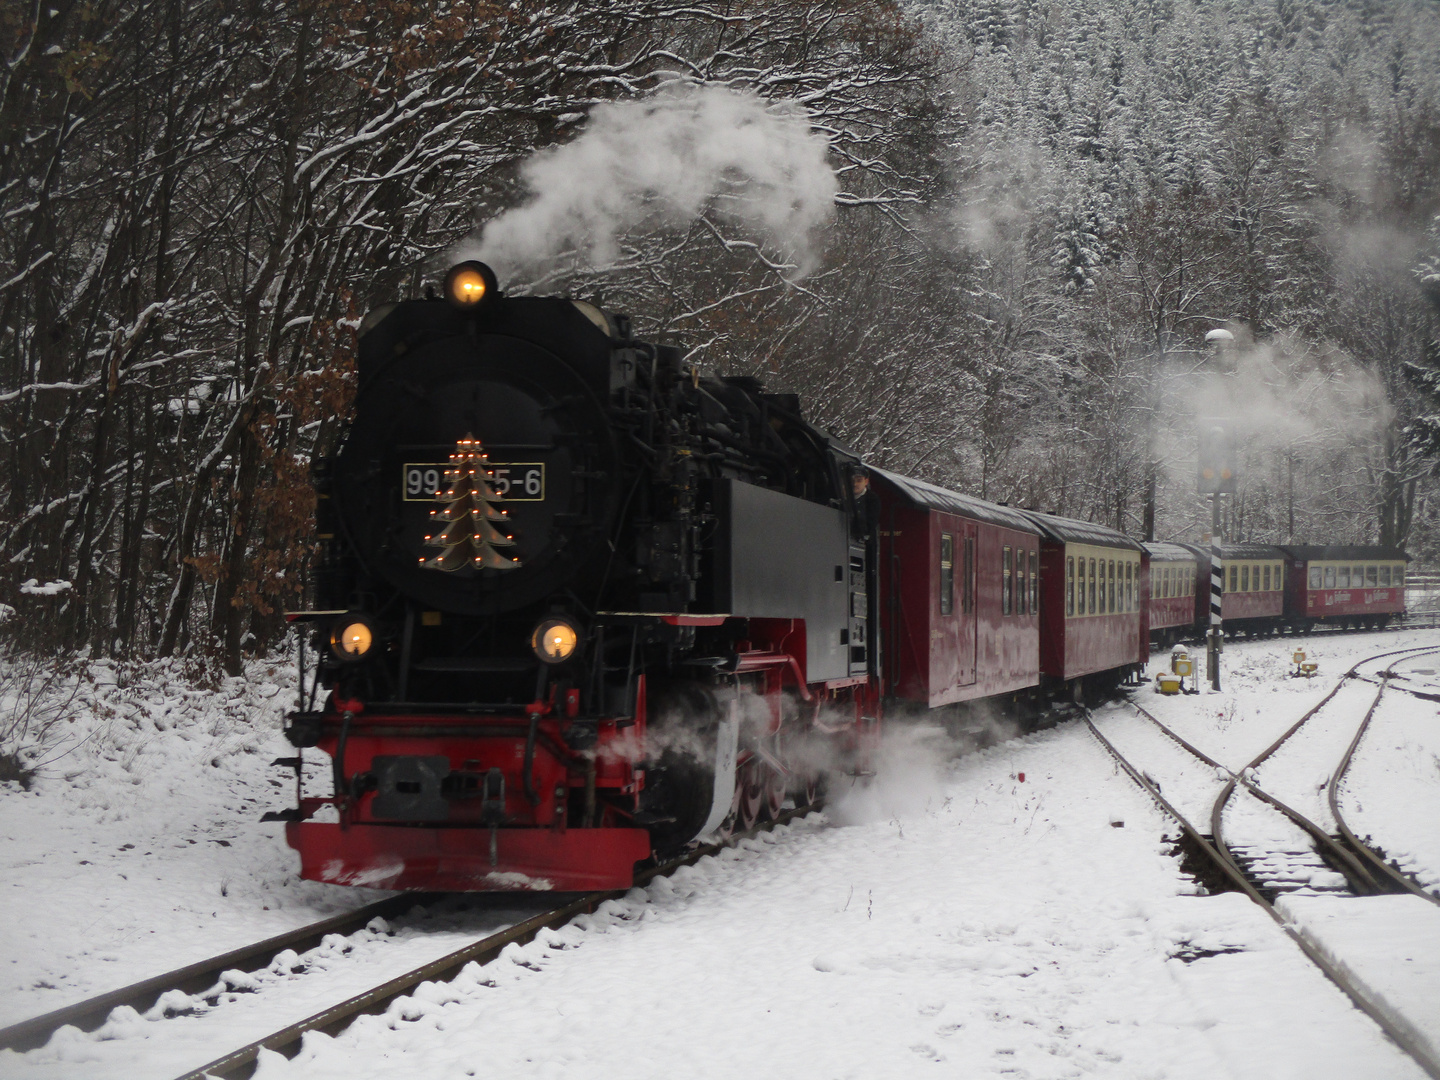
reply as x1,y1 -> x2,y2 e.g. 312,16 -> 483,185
0,653 -> 382,1030
2,636 -> 1437,1079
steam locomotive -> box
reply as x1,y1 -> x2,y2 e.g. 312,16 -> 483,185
273,262 -> 1406,893
277,262 -> 880,890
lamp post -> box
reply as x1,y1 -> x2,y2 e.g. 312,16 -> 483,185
1198,329 -> 1238,691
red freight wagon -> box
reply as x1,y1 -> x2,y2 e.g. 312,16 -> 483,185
1022,511 -> 1146,697
1143,541 -> 1204,648
871,469 -> 1042,709
1281,545 -> 1407,629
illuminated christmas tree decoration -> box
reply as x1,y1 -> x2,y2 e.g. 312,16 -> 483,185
419,434 -> 520,572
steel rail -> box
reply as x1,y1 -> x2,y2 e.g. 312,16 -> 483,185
1084,714 -> 1440,1080
1208,644 -> 1440,883
1125,700 -> 1383,895
172,803 -> 822,1080
1328,661 -> 1440,906
0,891 -> 439,1053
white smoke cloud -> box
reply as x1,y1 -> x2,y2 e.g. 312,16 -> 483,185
456,82 -> 838,283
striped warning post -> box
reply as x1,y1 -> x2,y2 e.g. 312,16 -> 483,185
1209,537 -> 1223,690
1210,538 -> 1223,629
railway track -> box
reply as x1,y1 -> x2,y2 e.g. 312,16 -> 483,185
1209,645 -> 1440,905
0,805 -> 819,1080
1085,644 -> 1440,1080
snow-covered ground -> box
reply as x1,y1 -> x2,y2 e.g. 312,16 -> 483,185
0,654 -> 384,1028
1,631 -> 1437,1079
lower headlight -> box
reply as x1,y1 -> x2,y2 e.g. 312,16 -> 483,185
330,615 -> 376,661
531,618 -> 579,663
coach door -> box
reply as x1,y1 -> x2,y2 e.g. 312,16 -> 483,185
953,523 -> 977,686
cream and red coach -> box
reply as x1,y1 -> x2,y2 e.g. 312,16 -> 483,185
1022,512 -> 1146,699
1211,543 -> 1287,636
1143,541 -> 1204,649
1281,545 -> 1407,629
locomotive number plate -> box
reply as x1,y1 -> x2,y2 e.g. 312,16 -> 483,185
402,462 -> 545,502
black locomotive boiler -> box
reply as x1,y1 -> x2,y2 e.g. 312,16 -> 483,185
279,262 -> 879,890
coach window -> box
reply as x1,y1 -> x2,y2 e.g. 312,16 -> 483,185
1066,557 -> 1075,616
1338,566 -> 1350,589
1241,564 -> 1249,592
1029,551 -> 1039,613
1380,565 -> 1391,587
1018,551 -> 1029,615
1003,546 -> 1013,616
1262,564 -> 1270,591
963,538 -> 975,613
1395,566 -> 1405,588
1228,565 -> 1237,592
1324,566 -> 1336,589
1366,565 -> 1377,587
1126,561 -> 1133,610
1089,558 -> 1097,613
1310,567 -> 1322,589
940,534 -> 954,616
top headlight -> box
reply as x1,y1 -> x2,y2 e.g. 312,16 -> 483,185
443,261 -> 498,312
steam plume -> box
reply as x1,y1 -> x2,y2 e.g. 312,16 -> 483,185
456,83 -> 837,283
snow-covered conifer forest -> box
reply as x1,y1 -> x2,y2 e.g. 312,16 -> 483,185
2,0 -> 1439,671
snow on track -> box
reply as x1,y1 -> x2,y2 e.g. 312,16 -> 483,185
247,719 -> 1422,1080
1341,675 -> 1440,893
0,900 -> 554,1080
3,634 -> 1438,1078
0,657 -> 385,1029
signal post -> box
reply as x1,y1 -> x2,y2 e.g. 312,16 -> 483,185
1198,422 -> 1235,692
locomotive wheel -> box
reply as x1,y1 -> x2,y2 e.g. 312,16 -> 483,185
762,763 -> 786,821
796,771 -> 820,810
735,760 -> 763,832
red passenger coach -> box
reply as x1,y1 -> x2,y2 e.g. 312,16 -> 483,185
871,469 -> 1042,709
1022,512 -> 1146,697
1143,542 -> 1204,648
1281,545 -> 1407,629
1212,544 -> 1286,635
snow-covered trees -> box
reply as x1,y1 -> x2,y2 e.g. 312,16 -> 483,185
921,0 -> 1440,547
4,0 -> 1440,665
0,0 -> 949,666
